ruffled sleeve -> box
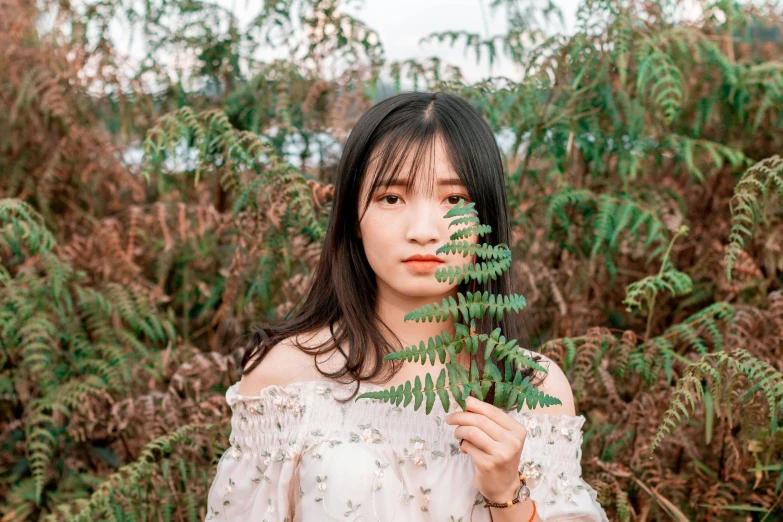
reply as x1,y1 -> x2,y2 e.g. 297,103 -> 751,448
515,412 -> 609,521
205,384 -> 306,522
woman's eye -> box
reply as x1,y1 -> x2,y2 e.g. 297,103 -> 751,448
446,195 -> 469,205
378,194 -> 468,205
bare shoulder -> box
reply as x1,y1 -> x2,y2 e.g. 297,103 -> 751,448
237,335 -> 314,396
237,326 -> 347,396
519,349 -> 577,417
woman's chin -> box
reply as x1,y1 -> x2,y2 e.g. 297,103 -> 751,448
391,284 -> 456,300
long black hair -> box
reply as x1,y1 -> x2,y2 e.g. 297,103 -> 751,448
240,91 -> 545,405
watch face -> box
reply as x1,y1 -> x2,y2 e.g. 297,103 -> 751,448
519,484 -> 531,501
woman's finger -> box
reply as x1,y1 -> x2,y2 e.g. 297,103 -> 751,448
463,395 -> 520,432
465,396 -> 527,439
454,424 -> 499,455
445,411 -> 505,441
456,437 -> 485,463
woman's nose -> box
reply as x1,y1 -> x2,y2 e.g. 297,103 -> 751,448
404,201 -> 442,244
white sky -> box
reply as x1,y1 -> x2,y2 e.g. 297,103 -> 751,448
342,0 -> 582,83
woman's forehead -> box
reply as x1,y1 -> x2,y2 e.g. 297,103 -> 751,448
363,141 -> 463,194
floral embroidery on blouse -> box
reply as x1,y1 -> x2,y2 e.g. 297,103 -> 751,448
267,388 -> 305,417
343,499 -> 361,517
397,435 -> 430,469
251,464 -> 272,485
419,486 -> 432,512
314,475 -> 327,502
526,416 -> 542,438
349,423 -> 385,444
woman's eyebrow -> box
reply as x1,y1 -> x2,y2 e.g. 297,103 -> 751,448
383,178 -> 464,187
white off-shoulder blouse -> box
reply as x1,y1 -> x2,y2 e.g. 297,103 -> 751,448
205,379 -> 609,521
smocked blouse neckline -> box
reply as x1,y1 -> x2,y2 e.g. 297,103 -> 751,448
226,379 -> 586,424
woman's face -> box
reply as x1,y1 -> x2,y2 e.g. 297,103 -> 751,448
357,137 -> 478,301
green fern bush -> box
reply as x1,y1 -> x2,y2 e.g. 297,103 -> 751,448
650,347 -> 783,455
0,199 -> 178,509
3,0 -> 783,519
43,423 -> 223,522
142,106 -> 326,241
355,200 -> 562,414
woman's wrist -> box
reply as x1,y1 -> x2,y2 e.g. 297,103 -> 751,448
489,498 -> 537,522
482,472 -> 538,521
484,477 -> 522,504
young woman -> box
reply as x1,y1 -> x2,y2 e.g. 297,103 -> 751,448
205,92 -> 608,521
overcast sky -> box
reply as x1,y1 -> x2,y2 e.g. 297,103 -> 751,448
342,0 -> 582,82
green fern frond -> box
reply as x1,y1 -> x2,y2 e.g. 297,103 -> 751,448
636,42 -> 685,124
657,302 -> 735,357
623,267 -> 693,312
694,35 -> 737,86
666,135 -> 751,182
649,374 -> 703,454
747,63 -> 783,132
731,348 -> 783,431
610,12 -> 633,87
356,199 -> 557,413
650,348 -> 783,455
25,400 -> 58,502
449,224 -> 493,240
19,313 -> 59,391
359,358 -> 561,414
433,257 -> 514,285
623,225 -> 691,341
57,374 -> 109,414
0,198 -> 57,256
725,155 -> 783,282
589,194 -> 669,278
436,240 -> 512,260
381,328 -> 470,364
545,187 -> 595,233
403,291 -> 527,324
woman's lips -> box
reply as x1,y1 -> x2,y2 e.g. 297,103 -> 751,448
403,260 -> 444,273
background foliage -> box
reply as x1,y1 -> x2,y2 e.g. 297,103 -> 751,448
1,0 -> 782,520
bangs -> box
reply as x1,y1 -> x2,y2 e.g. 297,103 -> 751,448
359,128 -> 461,216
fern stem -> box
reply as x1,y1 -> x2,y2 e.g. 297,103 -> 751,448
645,226 -> 689,342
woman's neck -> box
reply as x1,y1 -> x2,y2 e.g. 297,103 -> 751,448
374,282 -> 460,351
